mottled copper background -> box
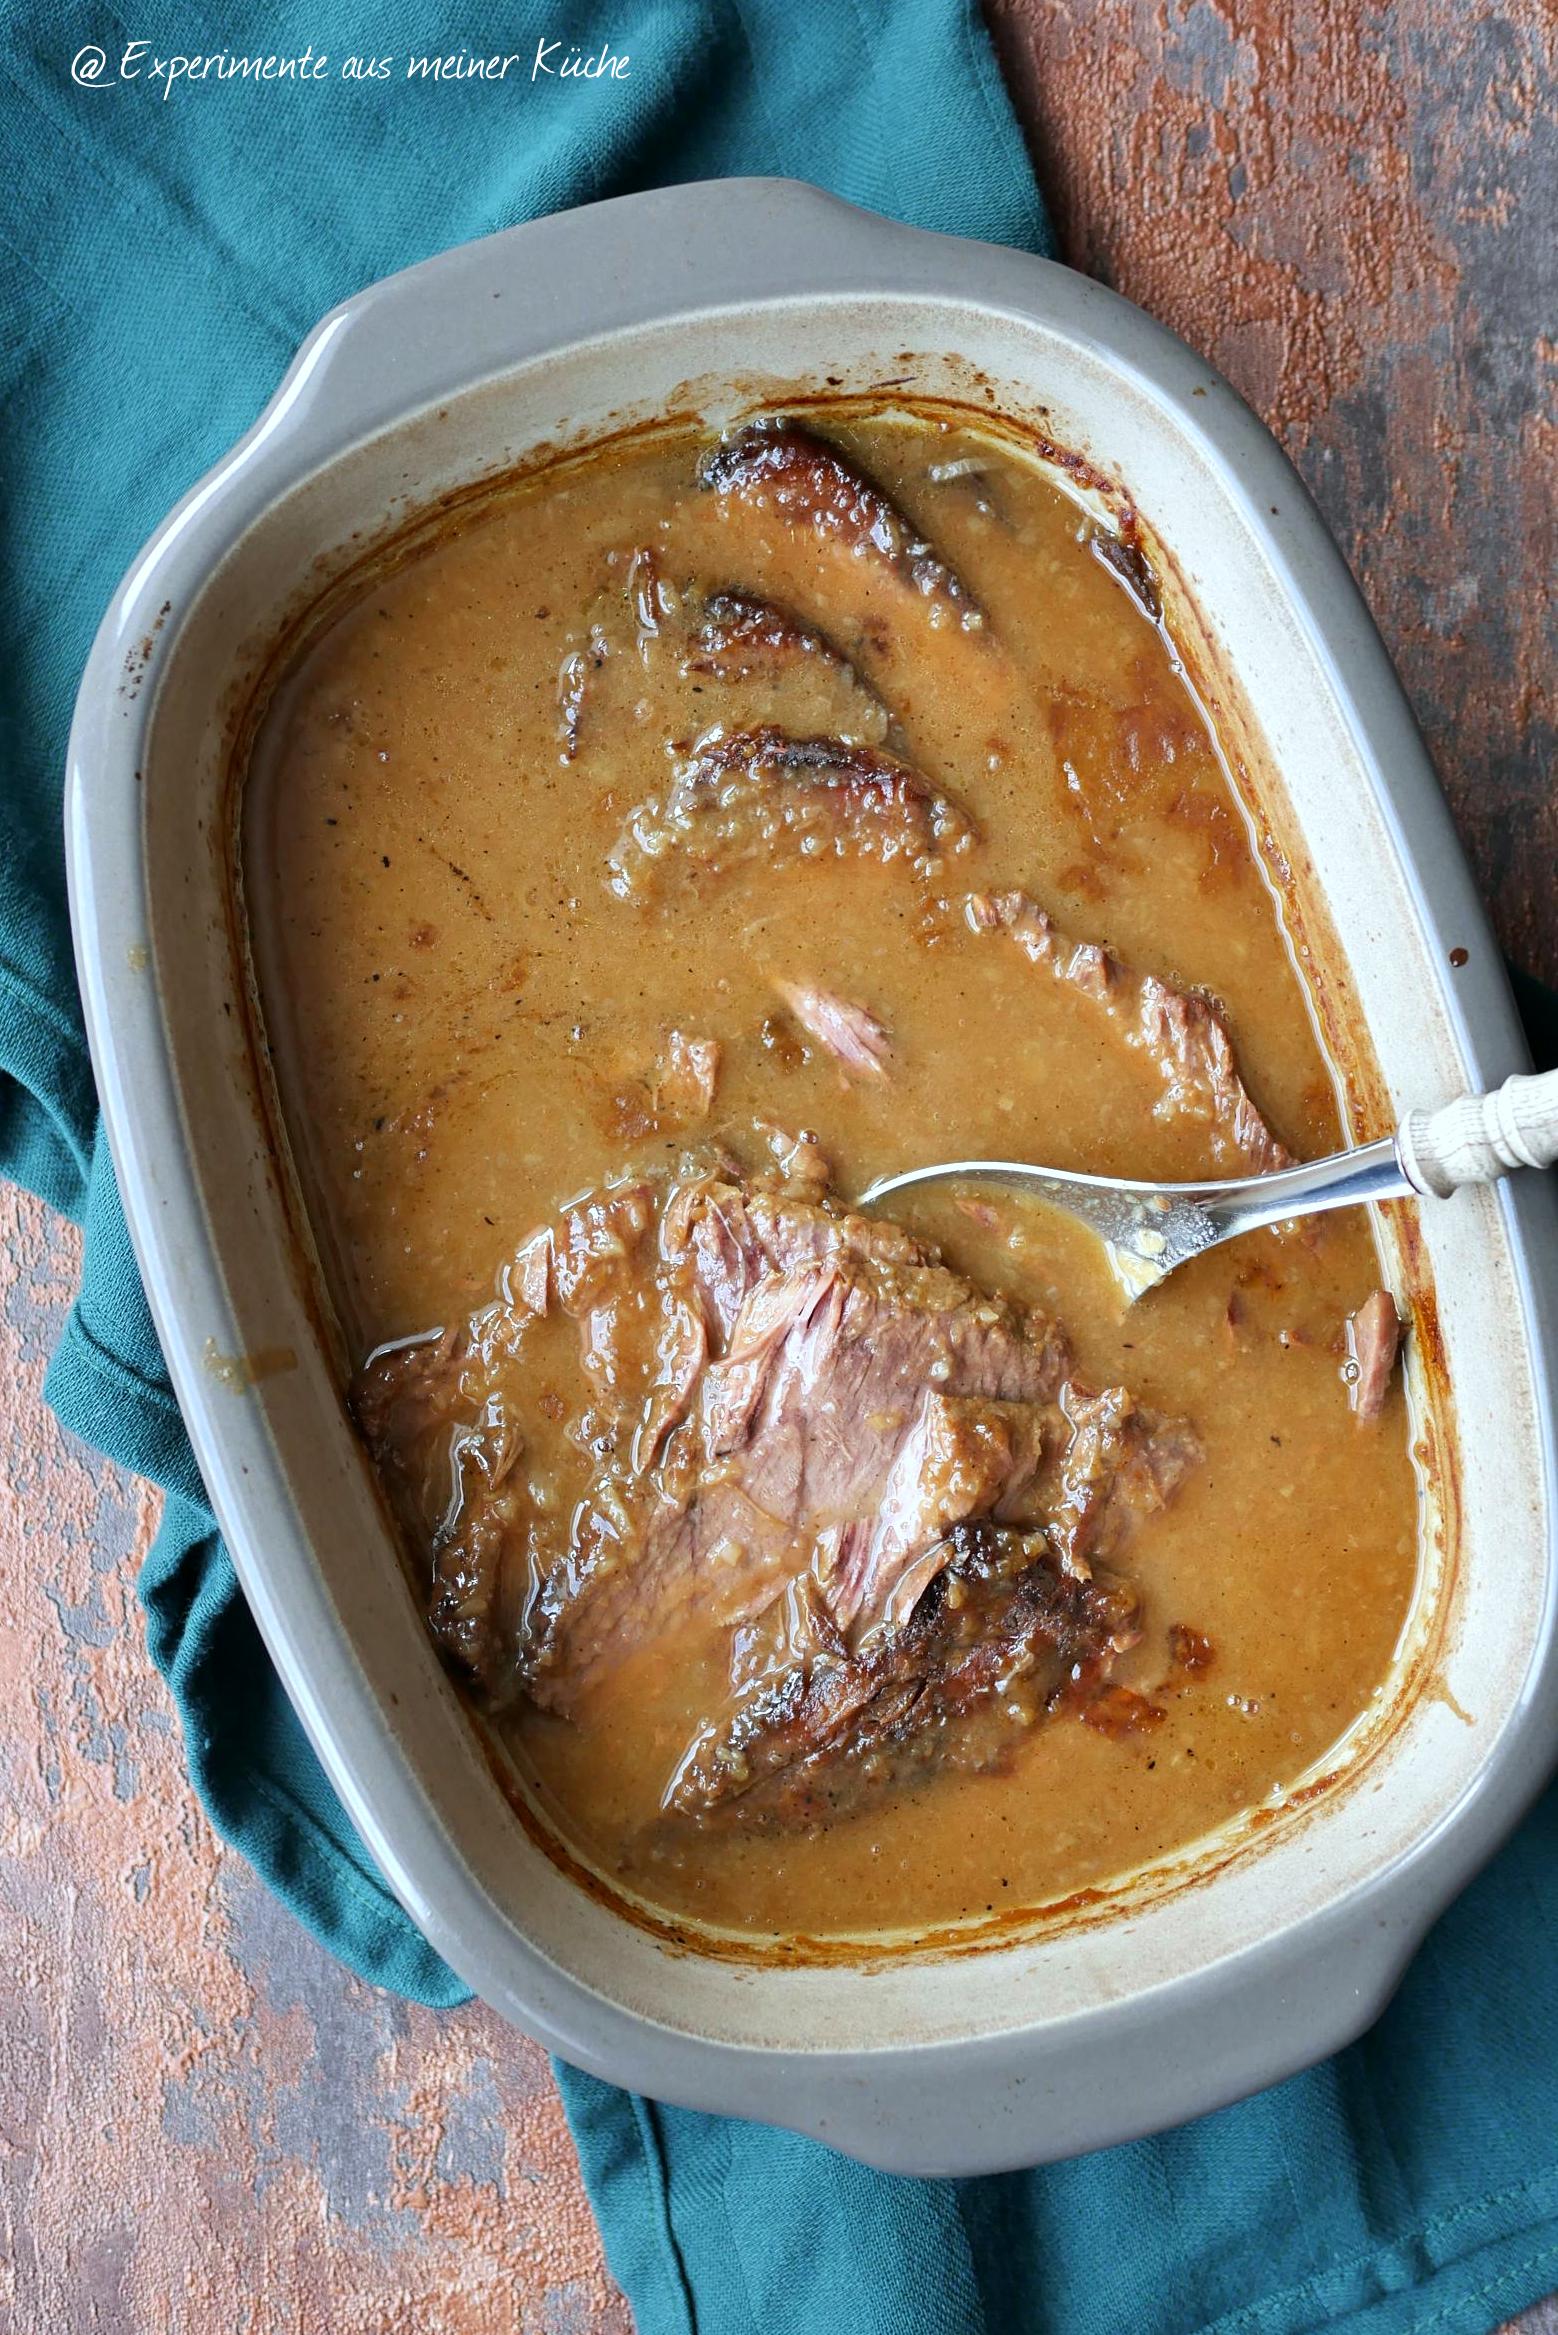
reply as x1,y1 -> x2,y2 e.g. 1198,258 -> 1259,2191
2,3 -> 1553,2328
989,0 -> 1557,991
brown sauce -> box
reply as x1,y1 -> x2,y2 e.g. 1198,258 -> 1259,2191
242,407 -> 1418,1944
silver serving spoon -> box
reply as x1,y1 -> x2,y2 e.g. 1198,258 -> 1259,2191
861,1068 -> 1558,1301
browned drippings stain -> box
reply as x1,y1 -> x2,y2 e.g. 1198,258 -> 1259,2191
989,0 -> 1558,989
201,1337 -> 300,1390
1425,1675 -> 1476,1726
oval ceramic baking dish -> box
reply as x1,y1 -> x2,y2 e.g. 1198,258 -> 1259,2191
65,180 -> 1557,2176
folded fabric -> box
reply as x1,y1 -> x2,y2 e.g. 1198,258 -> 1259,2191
3,6 -> 1555,2332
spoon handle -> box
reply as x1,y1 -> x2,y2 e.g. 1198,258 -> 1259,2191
1397,1069 -> 1558,1199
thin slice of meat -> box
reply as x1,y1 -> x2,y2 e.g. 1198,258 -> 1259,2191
354,1180 -> 664,1692
669,1169 -> 1063,1369
681,589 -> 884,726
1345,1288 -> 1402,1420
653,1030 -> 720,1123
601,567 -> 893,745
355,1319 -> 530,1687
774,981 -> 892,1077
1047,1381 -> 1203,1572
686,587 -> 892,741
626,544 -> 676,649
966,890 -> 1290,1174
695,424 -> 1082,840
701,423 -> 983,636
530,1233 -> 1071,1706
682,589 -> 823,677
608,727 -> 974,898
569,553 -> 890,749
665,1521 -> 1144,1820
524,1181 -> 659,1320
834,1392 -> 1048,1632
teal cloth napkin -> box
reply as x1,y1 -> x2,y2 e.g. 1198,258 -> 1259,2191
3,7 -> 1556,2331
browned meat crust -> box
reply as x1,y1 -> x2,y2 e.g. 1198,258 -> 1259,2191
1168,1621 -> 1216,1674
608,727 -> 975,897
354,1156 -> 1200,1820
1345,1288 -> 1402,1420
1080,1682 -> 1167,1740
966,890 -> 1291,1174
666,1522 -> 1144,1821
701,423 -> 984,635
562,556 -> 892,769
681,590 -> 874,698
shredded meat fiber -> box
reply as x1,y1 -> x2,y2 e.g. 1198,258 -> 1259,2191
355,1148 -> 1199,1818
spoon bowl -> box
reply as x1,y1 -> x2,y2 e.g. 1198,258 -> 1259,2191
860,1068 -> 1558,1301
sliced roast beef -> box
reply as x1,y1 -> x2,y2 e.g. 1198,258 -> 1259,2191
558,555 -> 890,769
1345,1288 -> 1402,1420
355,1150 -> 1200,1816
653,1030 -> 720,1122
680,587 -> 890,742
666,1521 -> 1143,1820
527,1201 -> 1082,1708
354,1180 -> 663,1690
966,889 -> 1290,1174
774,981 -> 892,1076
680,588 -> 878,708
701,423 -> 984,635
608,727 -> 974,898
690,421 -> 1077,817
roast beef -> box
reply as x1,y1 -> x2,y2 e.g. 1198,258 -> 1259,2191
666,1521 -> 1144,1821
608,727 -> 975,898
773,982 -> 893,1076
681,587 -> 880,705
688,420 -> 1072,815
354,1149 -> 1200,1819
1345,1288 -> 1402,1420
701,422 -> 984,635
966,889 -> 1290,1173
557,556 -> 892,771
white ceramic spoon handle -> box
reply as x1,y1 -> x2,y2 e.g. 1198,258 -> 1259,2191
1397,1069 -> 1558,1199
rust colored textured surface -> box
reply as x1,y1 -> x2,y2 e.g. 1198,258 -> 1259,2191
0,1186 -> 633,2335
991,0 -> 1557,989
3,7 -> 1553,2329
